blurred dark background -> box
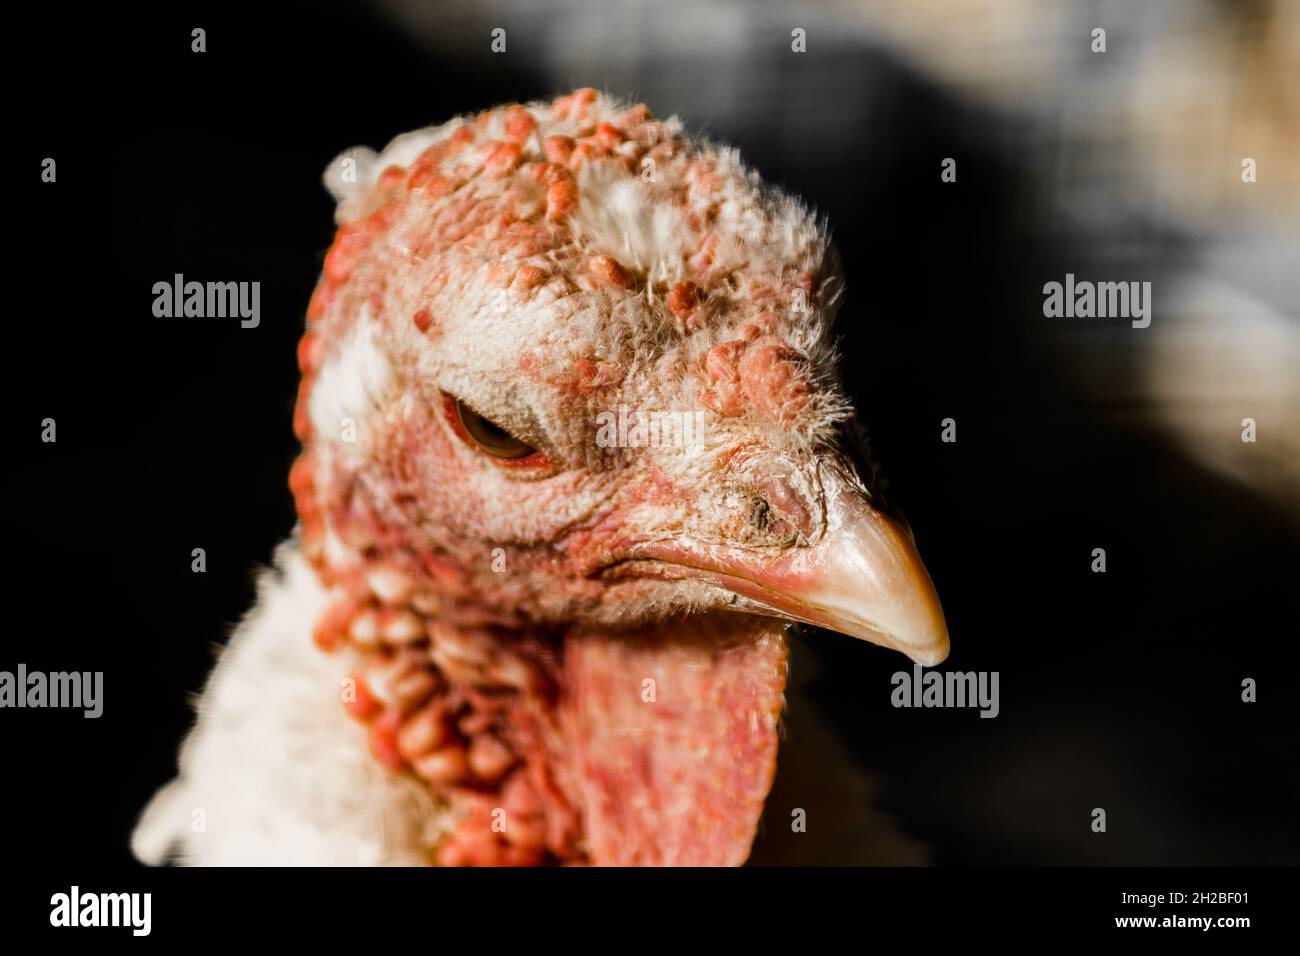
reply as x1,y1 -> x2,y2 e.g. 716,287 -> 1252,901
6,0 -> 1298,866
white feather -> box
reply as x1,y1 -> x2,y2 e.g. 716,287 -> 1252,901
308,315 -> 398,443
131,543 -> 449,866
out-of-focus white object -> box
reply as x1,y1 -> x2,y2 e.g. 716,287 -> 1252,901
1141,276 -> 1300,508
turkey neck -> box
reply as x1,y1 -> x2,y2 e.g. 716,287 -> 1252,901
309,560 -> 789,865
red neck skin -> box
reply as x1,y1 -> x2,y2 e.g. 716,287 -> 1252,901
291,449 -> 789,866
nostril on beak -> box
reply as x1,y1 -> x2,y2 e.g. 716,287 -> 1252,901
751,473 -> 820,543
748,497 -> 792,541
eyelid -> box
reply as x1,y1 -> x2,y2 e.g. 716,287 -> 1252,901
441,393 -> 553,469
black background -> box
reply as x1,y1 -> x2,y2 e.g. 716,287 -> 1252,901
6,0 -> 1298,881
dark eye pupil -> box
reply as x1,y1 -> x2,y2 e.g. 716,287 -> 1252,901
476,416 -> 512,441
453,398 -> 537,460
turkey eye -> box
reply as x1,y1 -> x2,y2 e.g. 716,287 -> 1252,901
451,397 -> 538,460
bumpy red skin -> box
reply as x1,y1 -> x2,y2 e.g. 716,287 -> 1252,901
292,90 -> 829,865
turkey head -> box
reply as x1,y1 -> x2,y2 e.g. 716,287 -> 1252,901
290,89 -> 948,865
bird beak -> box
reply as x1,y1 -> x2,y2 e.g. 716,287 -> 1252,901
629,483 -> 950,665
759,485 -> 949,665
